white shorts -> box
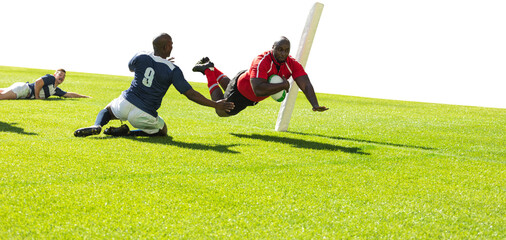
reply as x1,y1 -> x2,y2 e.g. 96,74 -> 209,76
108,95 -> 165,134
6,82 -> 31,99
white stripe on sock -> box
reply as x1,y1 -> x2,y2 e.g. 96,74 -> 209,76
216,74 -> 225,83
209,83 -> 219,92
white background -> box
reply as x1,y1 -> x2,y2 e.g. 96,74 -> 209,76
1,0 -> 504,108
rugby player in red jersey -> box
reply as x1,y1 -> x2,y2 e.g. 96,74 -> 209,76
193,36 -> 328,117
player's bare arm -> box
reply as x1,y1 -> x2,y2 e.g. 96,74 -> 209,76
294,75 -> 328,112
33,78 -> 44,99
63,92 -> 91,98
183,88 -> 235,112
250,77 -> 290,97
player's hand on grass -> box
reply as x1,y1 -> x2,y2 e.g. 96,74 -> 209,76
312,106 -> 329,112
216,99 -> 235,112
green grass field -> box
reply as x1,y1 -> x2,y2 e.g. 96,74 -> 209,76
1,66 -> 505,239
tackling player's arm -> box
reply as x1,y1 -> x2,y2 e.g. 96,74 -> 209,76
33,78 -> 44,99
250,77 -> 290,97
183,88 -> 235,112
294,75 -> 329,112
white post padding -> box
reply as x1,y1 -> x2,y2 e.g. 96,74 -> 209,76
275,2 -> 324,132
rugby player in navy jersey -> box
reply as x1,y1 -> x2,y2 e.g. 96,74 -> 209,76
74,33 -> 235,137
0,69 -> 90,100
192,36 -> 327,117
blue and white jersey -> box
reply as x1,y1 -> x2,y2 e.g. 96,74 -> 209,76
122,52 -> 192,117
27,74 -> 67,99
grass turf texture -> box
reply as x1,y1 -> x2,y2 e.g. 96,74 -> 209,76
0,66 -> 504,238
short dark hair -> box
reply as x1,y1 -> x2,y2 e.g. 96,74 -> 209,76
56,68 -> 66,73
273,36 -> 290,48
152,33 -> 172,52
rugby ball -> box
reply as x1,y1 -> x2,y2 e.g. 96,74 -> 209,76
268,75 -> 286,102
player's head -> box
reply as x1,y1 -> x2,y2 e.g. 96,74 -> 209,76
153,33 -> 173,59
272,36 -> 291,63
54,69 -> 66,85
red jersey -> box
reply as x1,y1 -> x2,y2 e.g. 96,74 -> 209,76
237,51 -> 307,102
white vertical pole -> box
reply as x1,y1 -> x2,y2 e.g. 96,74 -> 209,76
275,2 -> 324,132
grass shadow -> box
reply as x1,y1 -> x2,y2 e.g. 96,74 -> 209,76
231,133 -> 370,155
104,135 -> 241,154
290,131 -> 437,150
0,121 -> 37,135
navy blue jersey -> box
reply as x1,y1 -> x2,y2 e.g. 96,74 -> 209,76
27,74 -> 67,99
122,52 -> 192,117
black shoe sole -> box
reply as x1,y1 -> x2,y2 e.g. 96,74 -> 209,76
74,127 -> 101,137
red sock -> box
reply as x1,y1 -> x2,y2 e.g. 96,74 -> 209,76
205,67 -> 227,94
214,68 -> 226,84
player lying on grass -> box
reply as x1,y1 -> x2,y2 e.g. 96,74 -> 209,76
0,69 -> 90,100
74,33 -> 235,137
192,36 -> 328,117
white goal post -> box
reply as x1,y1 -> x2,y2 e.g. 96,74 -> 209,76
275,2 -> 324,132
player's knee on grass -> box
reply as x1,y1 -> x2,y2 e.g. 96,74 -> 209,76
158,124 -> 168,136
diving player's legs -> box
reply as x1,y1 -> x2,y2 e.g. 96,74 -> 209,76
205,68 -> 228,101
205,68 -> 233,117
193,57 -> 232,117
193,57 -> 222,99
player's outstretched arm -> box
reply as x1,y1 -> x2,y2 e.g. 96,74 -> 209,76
63,92 -> 91,98
183,89 -> 235,112
294,75 -> 328,112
